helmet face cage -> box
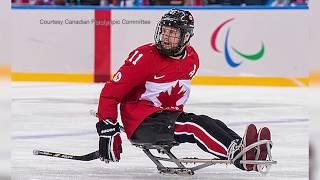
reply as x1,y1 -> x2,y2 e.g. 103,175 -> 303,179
154,9 -> 194,56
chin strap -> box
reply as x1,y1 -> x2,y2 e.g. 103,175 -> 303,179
170,48 -> 187,59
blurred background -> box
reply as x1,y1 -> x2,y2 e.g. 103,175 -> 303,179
0,1 -> 11,179
5,0 -> 319,179
11,0 -> 308,6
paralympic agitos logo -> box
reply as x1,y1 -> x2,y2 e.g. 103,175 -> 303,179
211,18 -> 265,68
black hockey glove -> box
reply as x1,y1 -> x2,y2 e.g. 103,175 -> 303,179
96,120 -> 122,163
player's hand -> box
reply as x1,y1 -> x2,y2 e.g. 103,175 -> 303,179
96,120 -> 122,163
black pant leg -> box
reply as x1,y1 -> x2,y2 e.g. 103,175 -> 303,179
212,117 -> 242,140
174,113 -> 241,159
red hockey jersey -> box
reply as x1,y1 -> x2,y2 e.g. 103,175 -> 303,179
97,43 -> 199,138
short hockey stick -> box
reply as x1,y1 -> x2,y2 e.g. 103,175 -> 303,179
33,149 -> 100,161
33,110 -> 122,161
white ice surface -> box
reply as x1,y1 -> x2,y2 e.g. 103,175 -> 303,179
12,83 -> 310,180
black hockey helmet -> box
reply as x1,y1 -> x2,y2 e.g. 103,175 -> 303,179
154,9 -> 194,56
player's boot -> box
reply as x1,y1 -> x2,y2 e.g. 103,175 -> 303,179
242,124 -> 258,171
254,127 -> 271,171
228,124 -> 258,171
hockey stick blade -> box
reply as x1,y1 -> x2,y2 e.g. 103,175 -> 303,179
33,150 -> 100,161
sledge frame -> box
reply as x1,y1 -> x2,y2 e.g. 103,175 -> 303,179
132,140 -> 277,175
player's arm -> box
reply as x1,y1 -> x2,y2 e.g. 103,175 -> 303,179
96,49 -> 155,163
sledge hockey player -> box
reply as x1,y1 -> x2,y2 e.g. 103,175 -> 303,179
95,9 -> 272,172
